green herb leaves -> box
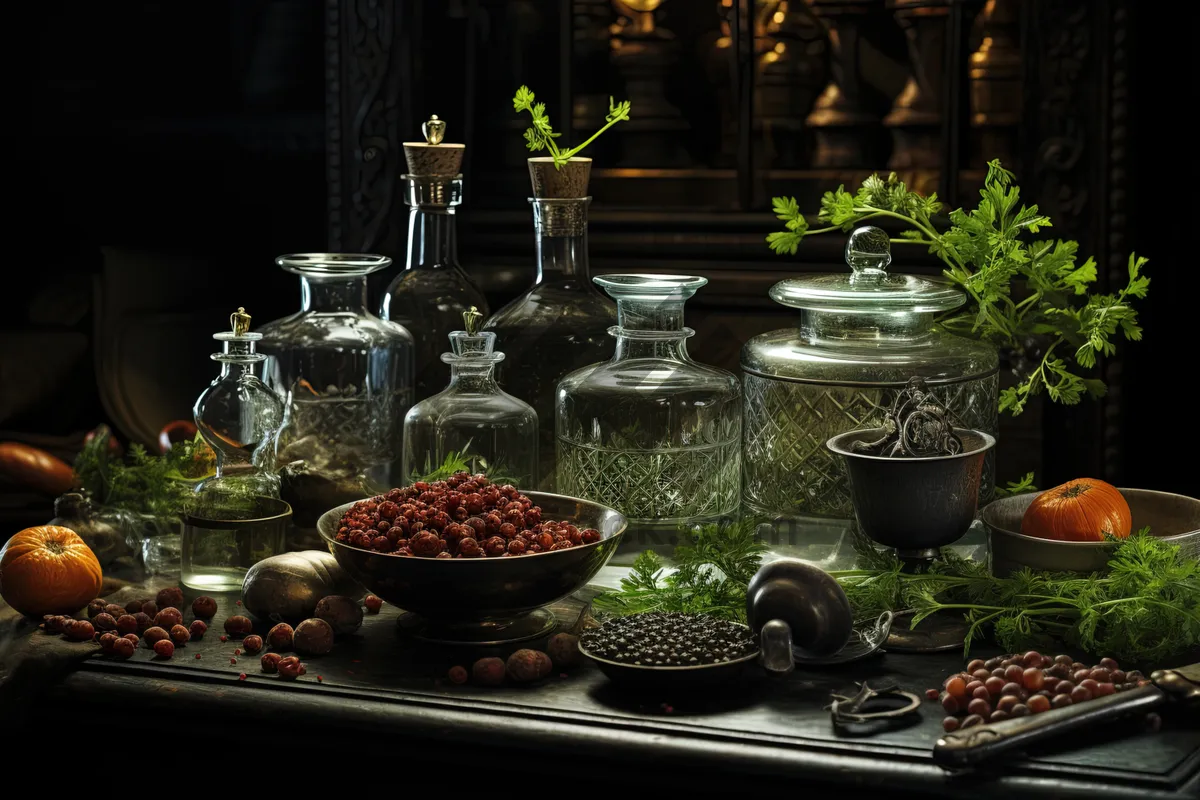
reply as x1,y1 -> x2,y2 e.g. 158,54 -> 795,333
769,160 -> 1149,416
833,530 -> 1200,665
73,427 -> 212,517
512,85 -> 631,169
592,520 -> 767,622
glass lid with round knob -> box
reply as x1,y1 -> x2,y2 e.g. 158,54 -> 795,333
768,226 -> 965,314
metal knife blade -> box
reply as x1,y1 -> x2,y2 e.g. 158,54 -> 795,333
933,664 -> 1200,767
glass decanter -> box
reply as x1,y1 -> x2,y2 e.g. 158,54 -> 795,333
741,226 -> 998,520
381,117 -> 488,402
187,307 -> 288,590
258,254 -> 415,525
483,188 -> 616,490
402,307 -> 538,486
556,275 -> 742,539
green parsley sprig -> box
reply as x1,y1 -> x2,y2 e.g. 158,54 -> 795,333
513,85 -> 631,169
592,520 -> 767,623
833,530 -> 1200,665
768,161 -> 1149,415
73,426 -> 213,517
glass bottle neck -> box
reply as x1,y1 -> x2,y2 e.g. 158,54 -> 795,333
406,207 -> 458,271
610,295 -> 692,361
533,198 -> 590,285
300,276 -> 369,313
446,362 -> 499,392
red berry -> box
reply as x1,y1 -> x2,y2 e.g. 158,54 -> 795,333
277,656 -> 305,679
191,596 -> 218,618
261,653 -> 283,673
153,639 -> 175,658
448,665 -> 469,684
242,635 -> 263,654
170,624 -> 191,645
224,615 -> 253,637
268,623 -> 294,650
238,673 -> 247,681
190,619 -> 208,639
143,626 -> 170,646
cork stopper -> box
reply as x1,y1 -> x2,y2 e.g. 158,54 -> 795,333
528,157 -> 592,198
403,114 -> 465,176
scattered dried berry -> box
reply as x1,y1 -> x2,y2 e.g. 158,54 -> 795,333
87,599 -> 107,618
170,624 -> 191,645
317,675 -> 323,683
125,599 -> 145,614
293,618 -> 334,656
154,607 -> 183,630
42,615 -> 70,634
261,652 -> 283,673
224,615 -> 254,637
153,639 -> 175,658
238,673 -> 247,681
448,665 -> 469,684
99,632 -> 119,652
123,634 -> 139,645
220,635 -> 227,642
364,594 -> 383,613
103,603 -> 125,618
141,601 -> 158,616
472,657 -> 506,686
277,656 -> 305,679
546,633 -> 580,669
191,596 -> 218,618
242,635 -> 263,654
67,620 -> 95,641
189,619 -> 207,639
116,614 -> 138,636
315,595 -> 364,635
156,587 -> 184,610
133,612 -> 153,635
143,626 -> 170,646
230,658 -> 237,665
195,653 -> 201,659
267,623 -> 294,651
506,649 -> 543,683
112,637 -> 135,659
92,612 -> 117,631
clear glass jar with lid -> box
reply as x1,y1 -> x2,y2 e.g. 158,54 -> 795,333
741,226 -> 998,519
556,274 -> 742,538
402,307 -> 538,486
257,254 -> 414,525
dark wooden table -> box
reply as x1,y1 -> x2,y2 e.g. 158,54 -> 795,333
22,590 -> 1199,797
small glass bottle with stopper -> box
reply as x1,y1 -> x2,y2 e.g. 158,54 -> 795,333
402,307 -> 538,486
186,307 -> 289,590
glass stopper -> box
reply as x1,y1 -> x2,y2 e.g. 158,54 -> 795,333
845,226 -> 891,284
422,114 -> 446,146
230,306 -> 251,335
463,305 -> 483,335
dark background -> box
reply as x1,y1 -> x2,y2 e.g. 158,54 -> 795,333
2,0 -> 1193,523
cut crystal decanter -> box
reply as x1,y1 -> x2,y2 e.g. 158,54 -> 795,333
258,254 -> 414,523
741,226 -> 998,519
381,116 -> 488,402
556,274 -> 742,538
483,159 -> 615,490
402,307 -> 538,486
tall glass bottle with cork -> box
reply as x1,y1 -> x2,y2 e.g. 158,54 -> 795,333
381,115 -> 488,402
482,157 -> 616,490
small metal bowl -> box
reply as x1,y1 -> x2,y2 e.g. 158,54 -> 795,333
579,624 -> 760,690
317,492 -> 627,644
982,487 -> 1200,576
827,427 -> 995,559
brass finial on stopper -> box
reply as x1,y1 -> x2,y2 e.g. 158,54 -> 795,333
422,115 -> 446,146
463,306 -> 483,335
230,306 -> 251,335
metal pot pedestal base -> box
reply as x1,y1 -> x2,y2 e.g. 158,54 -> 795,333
396,608 -> 557,646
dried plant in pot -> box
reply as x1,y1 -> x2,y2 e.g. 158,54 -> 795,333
826,378 -> 995,560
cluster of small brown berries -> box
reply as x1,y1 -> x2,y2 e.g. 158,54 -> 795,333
335,472 -> 601,558
447,634 -> 580,687
44,587 -> 220,661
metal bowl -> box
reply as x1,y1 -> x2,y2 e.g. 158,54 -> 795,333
827,428 -> 995,558
316,492 -> 627,644
579,625 -> 760,691
981,488 -> 1200,576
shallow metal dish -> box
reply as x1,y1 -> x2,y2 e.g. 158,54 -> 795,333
316,492 -> 627,644
579,624 -> 760,690
981,488 -> 1200,576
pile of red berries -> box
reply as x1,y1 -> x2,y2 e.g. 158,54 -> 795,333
930,651 -> 1149,732
335,472 -> 601,558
